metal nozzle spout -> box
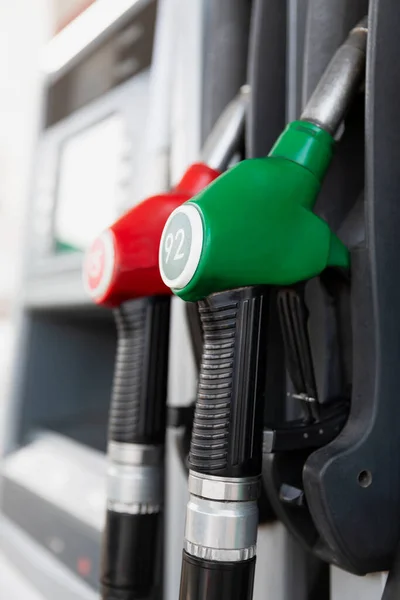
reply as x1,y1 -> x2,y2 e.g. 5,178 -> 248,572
300,16 -> 368,136
201,85 -> 250,172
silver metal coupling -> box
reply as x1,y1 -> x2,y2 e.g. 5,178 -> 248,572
184,471 -> 260,562
107,442 -> 164,514
300,16 -> 368,135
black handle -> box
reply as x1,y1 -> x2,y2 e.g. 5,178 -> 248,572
189,286 -> 269,478
109,295 -> 171,445
179,551 -> 255,600
101,511 -> 162,600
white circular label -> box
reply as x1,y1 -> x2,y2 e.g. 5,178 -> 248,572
83,229 -> 116,301
159,204 -> 204,290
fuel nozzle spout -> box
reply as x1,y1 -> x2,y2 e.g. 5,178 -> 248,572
300,16 -> 368,136
201,85 -> 249,172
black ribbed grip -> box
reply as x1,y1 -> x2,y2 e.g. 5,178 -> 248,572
189,287 -> 269,478
179,551 -> 256,600
101,511 -> 162,600
109,296 -> 170,445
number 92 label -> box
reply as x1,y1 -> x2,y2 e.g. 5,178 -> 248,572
159,204 -> 204,290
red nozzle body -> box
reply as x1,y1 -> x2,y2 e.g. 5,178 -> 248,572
83,163 -> 219,307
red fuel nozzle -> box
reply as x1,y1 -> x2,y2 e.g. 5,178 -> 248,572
81,162 -> 220,600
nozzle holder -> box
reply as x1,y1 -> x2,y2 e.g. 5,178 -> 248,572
300,17 -> 368,135
260,7 -> 400,578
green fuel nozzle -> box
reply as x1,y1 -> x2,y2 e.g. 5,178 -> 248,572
159,18 -> 367,302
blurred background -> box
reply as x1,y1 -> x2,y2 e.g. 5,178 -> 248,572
0,5 -> 82,596
0,0 -> 92,441
0,0 -> 50,427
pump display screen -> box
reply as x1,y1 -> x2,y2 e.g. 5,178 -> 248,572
54,115 -> 125,253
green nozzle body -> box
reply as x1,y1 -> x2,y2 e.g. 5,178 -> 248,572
159,121 -> 349,302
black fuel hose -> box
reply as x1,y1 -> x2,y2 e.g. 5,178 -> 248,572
101,296 -> 170,600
